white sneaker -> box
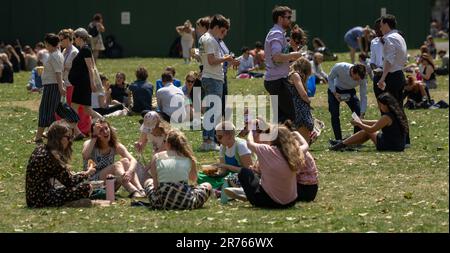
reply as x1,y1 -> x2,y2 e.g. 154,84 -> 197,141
224,187 -> 247,202
200,142 -> 210,151
208,142 -> 220,151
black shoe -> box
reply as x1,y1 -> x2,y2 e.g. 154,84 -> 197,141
330,141 -> 347,151
329,139 -> 342,146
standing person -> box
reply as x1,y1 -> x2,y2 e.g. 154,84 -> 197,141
376,14 -> 411,147
68,28 -> 103,122
370,18 -> 385,97
88,13 -> 106,61
264,6 -> 302,124
146,130 -> 212,210
327,62 -> 367,144
344,26 -> 372,64
198,14 -> 234,151
26,121 -> 97,208
35,34 -> 79,143
376,14 -> 408,105
176,20 -> 195,64
286,57 -> 314,143
58,29 -> 90,139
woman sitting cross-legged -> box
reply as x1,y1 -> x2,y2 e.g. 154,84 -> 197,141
197,121 -> 254,190
330,92 -> 409,152
223,120 -> 304,209
26,121 -> 97,208
144,129 -> 212,210
82,119 -> 146,198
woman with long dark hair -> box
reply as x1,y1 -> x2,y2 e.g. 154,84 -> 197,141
26,121 -> 96,208
331,92 -> 408,151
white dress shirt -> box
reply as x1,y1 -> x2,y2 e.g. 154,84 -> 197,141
382,30 -> 408,73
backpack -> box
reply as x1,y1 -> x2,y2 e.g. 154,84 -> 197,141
88,23 -> 99,37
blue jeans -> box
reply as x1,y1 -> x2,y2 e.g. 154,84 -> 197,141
202,78 -> 223,141
328,88 -> 361,140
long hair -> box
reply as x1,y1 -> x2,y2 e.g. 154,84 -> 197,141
46,121 -> 73,166
289,57 -> 312,89
420,53 -> 436,70
377,92 -> 409,134
271,126 -> 305,172
165,129 -> 197,164
91,118 -> 119,149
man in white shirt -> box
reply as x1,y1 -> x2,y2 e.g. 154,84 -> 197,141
156,72 -> 187,124
376,14 -> 408,103
376,14 -> 410,146
198,14 -> 234,151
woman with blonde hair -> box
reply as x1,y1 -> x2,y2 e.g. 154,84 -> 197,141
176,20 -> 195,64
146,129 -> 212,210
223,121 -> 303,209
287,57 -> 314,143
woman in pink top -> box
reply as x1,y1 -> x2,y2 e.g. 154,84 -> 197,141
224,120 -> 304,208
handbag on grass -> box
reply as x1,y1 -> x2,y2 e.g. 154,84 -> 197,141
56,96 -> 80,123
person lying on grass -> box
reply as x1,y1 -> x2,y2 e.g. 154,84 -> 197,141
330,92 -> 408,152
26,121 -> 97,208
82,118 -> 145,198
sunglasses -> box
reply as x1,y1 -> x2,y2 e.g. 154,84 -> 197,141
284,16 -> 292,20
186,79 -> 195,83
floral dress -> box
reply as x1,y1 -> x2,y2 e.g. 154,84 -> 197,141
287,73 -> 314,131
25,145 -> 91,208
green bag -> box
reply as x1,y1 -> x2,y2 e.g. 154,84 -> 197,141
90,188 -> 106,200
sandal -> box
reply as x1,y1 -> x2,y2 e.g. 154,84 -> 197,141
128,190 -> 146,199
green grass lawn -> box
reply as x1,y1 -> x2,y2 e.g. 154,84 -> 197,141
0,51 -> 448,233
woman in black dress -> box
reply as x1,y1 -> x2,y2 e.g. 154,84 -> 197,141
330,92 -> 408,152
69,28 -> 103,120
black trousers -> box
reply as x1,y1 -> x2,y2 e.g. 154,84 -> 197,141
238,168 -> 296,209
378,70 -> 410,144
297,184 -> 318,202
264,78 -> 295,124
327,88 -> 361,141
93,104 -> 124,116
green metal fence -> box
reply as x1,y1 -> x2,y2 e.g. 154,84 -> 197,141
0,0 -> 431,57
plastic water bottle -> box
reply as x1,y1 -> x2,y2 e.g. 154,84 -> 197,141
220,180 -> 229,204
106,175 -> 116,202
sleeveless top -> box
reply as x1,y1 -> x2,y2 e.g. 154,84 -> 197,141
422,65 -> 436,81
84,146 -> 116,173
